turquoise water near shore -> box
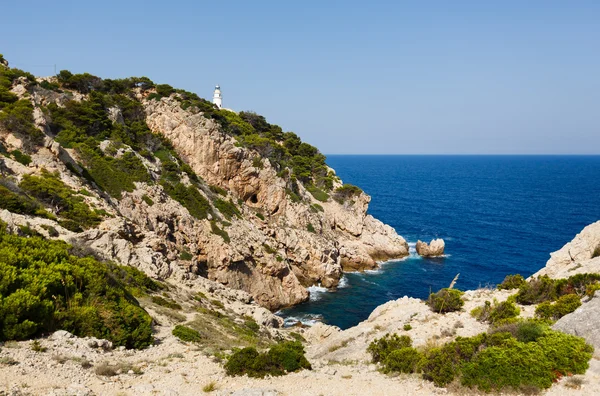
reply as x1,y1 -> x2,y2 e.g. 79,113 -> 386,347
278,155 -> 600,329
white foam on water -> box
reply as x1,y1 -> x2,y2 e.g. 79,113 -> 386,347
307,284 -> 329,301
282,313 -> 324,327
338,275 -> 349,288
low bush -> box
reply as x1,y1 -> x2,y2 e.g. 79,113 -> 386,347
516,273 -> 600,305
307,223 -> 315,233
382,347 -> 421,374
214,198 -> 241,220
472,300 -> 520,324
225,341 -> 311,378
332,184 -> 362,204
0,100 -> 43,143
210,221 -> 230,242
77,145 -> 151,198
172,325 -> 202,343
151,296 -> 182,310
535,294 -> 581,320
306,185 -> 329,202
0,221 -> 153,348
367,333 -> 412,363
0,183 -> 55,220
427,288 -> 464,313
497,274 -> 526,290
19,169 -> 102,231
162,181 -> 211,220
10,149 -> 32,165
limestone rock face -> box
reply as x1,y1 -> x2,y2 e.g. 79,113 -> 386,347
416,239 -> 445,257
0,82 -> 410,312
142,97 -> 409,307
533,220 -> 600,279
553,296 -> 600,357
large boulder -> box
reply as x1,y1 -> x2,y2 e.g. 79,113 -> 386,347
416,239 -> 445,257
553,296 -> 600,357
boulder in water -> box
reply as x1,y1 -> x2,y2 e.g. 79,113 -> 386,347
416,239 -> 445,257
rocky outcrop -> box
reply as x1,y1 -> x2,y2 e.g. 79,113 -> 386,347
0,76 -> 409,311
142,96 -> 409,306
416,238 -> 445,257
533,220 -> 600,279
553,296 -> 600,357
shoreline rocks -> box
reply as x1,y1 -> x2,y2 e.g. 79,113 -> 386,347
415,239 -> 445,257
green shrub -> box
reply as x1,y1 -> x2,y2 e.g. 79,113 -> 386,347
403,324 -> 412,331
151,296 -> 182,310
492,319 -> 548,343
162,182 -> 211,220
256,212 -> 265,220
0,100 -> 43,143
77,145 -> 150,198
586,283 -> 600,297
0,222 -> 153,348
10,149 -> 32,165
19,169 -> 102,231
209,184 -> 227,196
382,347 -> 421,374
214,199 -> 241,220
461,330 -> 593,392
210,221 -> 230,242
535,294 -> 581,320
367,333 -> 412,363
307,223 -> 315,233
244,318 -> 260,333
172,325 -> 202,343
427,288 -> 464,313
0,183 -> 54,220
461,338 -> 553,392
306,185 -> 329,202
179,249 -> 193,261
473,300 -> 520,324
142,194 -> 154,206
516,273 -> 600,305
224,341 -> 311,378
497,274 -> 526,290
333,184 -> 362,204
535,330 -> 594,376
419,346 -> 459,386
593,244 -> 600,258
252,156 -> 263,169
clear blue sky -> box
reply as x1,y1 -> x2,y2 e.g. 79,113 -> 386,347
2,1 -> 599,154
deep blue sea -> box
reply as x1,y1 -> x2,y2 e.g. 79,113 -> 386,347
278,155 -> 600,329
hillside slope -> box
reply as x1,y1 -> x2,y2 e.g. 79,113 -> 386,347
0,56 -> 408,311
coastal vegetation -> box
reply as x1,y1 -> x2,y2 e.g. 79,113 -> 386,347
470,299 -> 520,324
368,323 -> 594,392
0,220 -> 155,349
224,341 -> 311,378
427,288 -> 464,313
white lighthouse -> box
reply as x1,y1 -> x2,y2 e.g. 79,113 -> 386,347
213,85 -> 222,109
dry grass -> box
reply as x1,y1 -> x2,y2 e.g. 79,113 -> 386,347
328,337 -> 355,353
202,381 -> 218,392
94,361 -> 143,377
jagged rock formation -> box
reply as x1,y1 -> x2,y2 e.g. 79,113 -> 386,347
0,63 -> 408,311
415,238 -> 445,257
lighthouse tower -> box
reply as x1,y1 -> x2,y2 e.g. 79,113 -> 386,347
213,85 -> 222,109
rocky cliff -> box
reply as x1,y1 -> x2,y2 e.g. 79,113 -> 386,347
0,60 -> 408,311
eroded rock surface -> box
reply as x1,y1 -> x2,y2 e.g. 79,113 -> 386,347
415,238 -> 445,257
